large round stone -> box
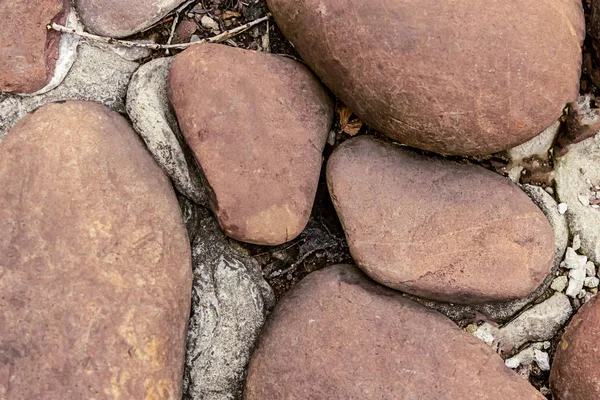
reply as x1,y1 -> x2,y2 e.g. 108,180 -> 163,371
245,265 -> 545,399
267,0 -> 584,155
326,136 -> 554,304
550,294 -> 600,399
169,44 -> 333,246
0,101 -> 192,398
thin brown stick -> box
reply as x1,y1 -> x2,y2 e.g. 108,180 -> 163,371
47,14 -> 270,51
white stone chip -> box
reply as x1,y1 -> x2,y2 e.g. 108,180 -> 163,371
551,276 -> 568,292
586,261 -> 596,277
585,276 -> 600,288
567,267 -> 587,298
579,194 -> 590,207
533,350 -> 550,371
573,234 -> 582,251
201,15 -> 220,31
558,203 -> 568,215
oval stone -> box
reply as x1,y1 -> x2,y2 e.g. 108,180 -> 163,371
169,44 -> 333,246
550,294 -> 600,399
267,0 -> 584,155
326,136 -> 554,304
0,101 -> 192,398
245,265 -> 545,399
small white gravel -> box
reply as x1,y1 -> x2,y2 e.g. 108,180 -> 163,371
579,194 -> 591,207
585,276 -> 600,288
558,203 -> 568,214
533,349 -> 551,371
587,261 -> 597,277
573,234 -> 582,251
201,15 -> 220,31
568,268 -> 587,298
551,275 -> 569,292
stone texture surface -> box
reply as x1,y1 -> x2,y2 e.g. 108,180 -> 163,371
555,133 -> 600,264
0,0 -> 69,93
409,183 -> 568,323
178,198 -> 275,400
245,265 -> 544,399
0,101 -> 192,399
169,43 -> 333,245
551,294 -> 600,399
75,0 -> 186,37
127,57 -> 208,205
268,0 -> 584,155
0,43 -> 139,141
327,136 -> 554,304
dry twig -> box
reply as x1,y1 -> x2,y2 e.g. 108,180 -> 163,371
48,14 -> 270,51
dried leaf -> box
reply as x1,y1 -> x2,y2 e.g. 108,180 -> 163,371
339,106 -> 352,128
343,120 -> 363,136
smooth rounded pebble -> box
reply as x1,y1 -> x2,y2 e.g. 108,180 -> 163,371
0,101 -> 192,399
326,136 -> 555,304
244,265 -> 545,399
169,43 -> 333,245
268,0 -> 584,155
75,0 -> 186,37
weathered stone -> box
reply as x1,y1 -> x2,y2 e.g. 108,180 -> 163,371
327,136 -> 554,304
169,43 -> 333,245
551,294 -> 600,399
0,43 -> 139,141
245,265 -> 544,399
178,198 -> 275,400
0,0 -> 72,94
0,101 -> 192,398
268,0 -> 584,155
75,0 -> 186,37
127,57 -> 208,205
473,293 -> 573,356
555,133 -> 600,264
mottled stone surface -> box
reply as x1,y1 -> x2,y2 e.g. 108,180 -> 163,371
179,198 -> 275,400
127,57 -> 208,205
169,43 -> 333,245
551,294 -> 600,399
0,0 -> 69,93
75,0 -> 186,37
268,0 -> 584,155
327,136 -> 554,304
0,101 -> 192,399
245,265 -> 544,399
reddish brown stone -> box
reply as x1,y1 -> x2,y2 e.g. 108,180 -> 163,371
267,0 -> 584,155
0,0 -> 68,93
245,265 -> 545,399
169,43 -> 333,245
0,101 -> 192,399
550,294 -> 600,399
75,0 -> 186,37
326,136 -> 554,304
